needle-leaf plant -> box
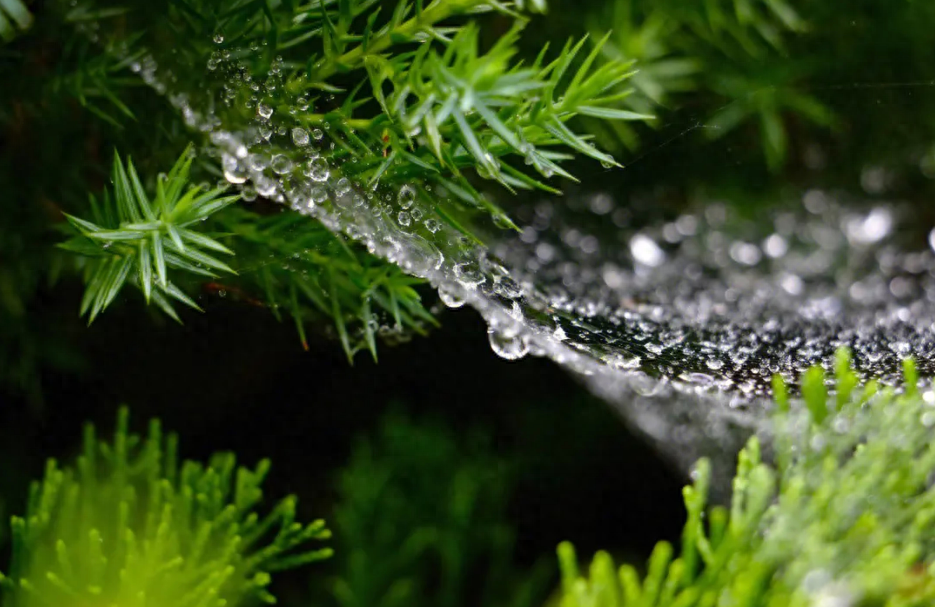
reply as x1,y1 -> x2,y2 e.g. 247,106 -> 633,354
0,407 -> 333,607
0,0 -> 654,367
557,351 -> 935,606
60,147 -> 240,322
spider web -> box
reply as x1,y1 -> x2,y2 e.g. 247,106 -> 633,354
69,15 -> 935,478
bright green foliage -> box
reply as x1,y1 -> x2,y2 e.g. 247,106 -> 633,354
324,413 -> 550,607
59,144 -> 438,361
22,0 -> 649,360
296,11 -> 651,227
0,407 -> 333,607
63,0 -> 651,228
556,350 -> 935,606
60,146 -> 240,322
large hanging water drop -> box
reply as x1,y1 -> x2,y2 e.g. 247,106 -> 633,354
488,327 -> 529,361
438,283 -> 467,308
222,154 -> 247,184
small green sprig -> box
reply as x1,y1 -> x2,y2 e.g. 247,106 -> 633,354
556,349 -> 935,606
0,407 -> 333,607
60,146 -> 240,322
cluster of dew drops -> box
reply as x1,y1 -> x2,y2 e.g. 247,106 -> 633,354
196,33 -> 533,357
206,35 -> 449,238
490,167 -> 935,402
126,29 -> 935,409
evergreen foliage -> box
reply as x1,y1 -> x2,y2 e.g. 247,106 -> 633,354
578,0 -> 935,173
324,412 -> 550,607
0,407 -> 332,607
3,0 -> 935,376
581,0 -> 822,169
557,351 -> 935,606
60,147 -> 240,322
0,0 -> 653,373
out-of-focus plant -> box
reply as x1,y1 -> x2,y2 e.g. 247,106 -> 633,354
556,350 -> 935,606
0,0 -> 31,42
324,412 -> 551,607
581,0 -> 832,170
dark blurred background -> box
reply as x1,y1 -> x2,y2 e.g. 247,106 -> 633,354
0,282 -> 687,598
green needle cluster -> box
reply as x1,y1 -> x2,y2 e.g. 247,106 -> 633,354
0,407 -> 332,607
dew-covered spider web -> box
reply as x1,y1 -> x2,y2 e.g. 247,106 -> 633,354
69,15 -> 935,475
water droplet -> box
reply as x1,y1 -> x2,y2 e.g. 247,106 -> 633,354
311,186 -> 329,203
398,211 -> 411,227
922,411 -> 935,427
292,127 -> 309,146
335,177 -> 352,196
494,277 -> 523,299
222,154 -> 247,184
845,207 -> 892,245
680,372 -> 715,386
271,154 -> 293,175
763,234 -> 788,258
488,327 -> 529,361
257,103 -> 273,119
255,176 -> 276,197
305,158 -> 330,182
398,185 -> 416,210
213,33 -> 225,44
630,234 -> 665,267
241,185 -> 258,202
454,262 -> 485,289
607,354 -> 641,370
438,283 -> 466,308
249,150 -> 270,172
